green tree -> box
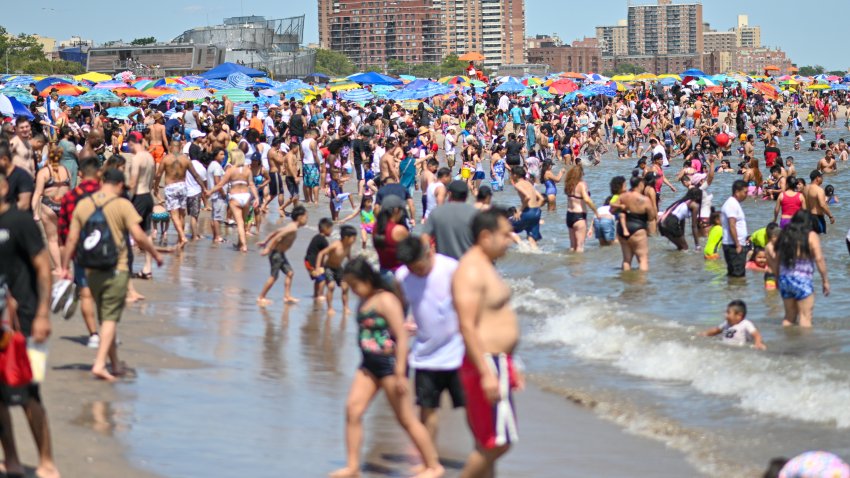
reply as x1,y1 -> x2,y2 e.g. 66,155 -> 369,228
797,65 -> 824,77
386,58 -> 410,76
0,26 -> 84,75
130,37 -> 157,46
314,49 -> 356,77
603,62 -> 646,77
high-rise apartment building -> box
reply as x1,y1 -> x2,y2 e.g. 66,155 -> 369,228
318,0 -> 525,70
733,14 -> 761,48
627,0 -> 703,56
318,0 -> 444,69
596,20 -> 628,57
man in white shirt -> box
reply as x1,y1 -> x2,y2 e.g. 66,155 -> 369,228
649,137 -> 668,167
395,236 -> 465,443
721,180 -> 749,278
206,152 -> 226,243
498,93 -> 510,113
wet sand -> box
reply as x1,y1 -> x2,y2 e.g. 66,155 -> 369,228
24,212 -> 703,477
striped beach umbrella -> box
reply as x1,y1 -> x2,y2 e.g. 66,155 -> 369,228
0,87 -> 35,104
213,88 -> 256,102
340,88 -> 374,102
175,90 -> 211,102
0,95 -> 34,119
227,72 -> 255,89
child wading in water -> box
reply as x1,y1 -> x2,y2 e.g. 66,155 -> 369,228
701,299 -> 766,350
256,206 -> 308,306
315,225 -> 357,316
305,218 -> 333,300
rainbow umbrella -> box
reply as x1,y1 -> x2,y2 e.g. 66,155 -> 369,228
522,77 -> 543,86
39,83 -> 85,97
145,87 -> 179,97
112,87 -> 150,98
94,80 -> 129,89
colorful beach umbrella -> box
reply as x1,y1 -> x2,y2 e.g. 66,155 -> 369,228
340,88 -> 375,102
94,80 -> 129,89
548,79 -> 578,94
39,83 -> 84,97
112,87 -> 150,98
0,95 -> 34,119
212,88 -> 255,102
611,74 -> 636,82
145,87 -> 179,98
227,72 -> 255,89
34,77 -> 72,93
74,72 -> 112,83
0,87 -> 35,104
78,89 -> 120,103
635,73 -> 658,81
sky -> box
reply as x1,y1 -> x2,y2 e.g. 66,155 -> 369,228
4,0 -> 846,70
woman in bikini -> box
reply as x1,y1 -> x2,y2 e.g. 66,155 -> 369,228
206,150 -> 258,252
612,174 -> 657,271
539,159 -> 563,211
32,146 -> 71,272
564,162 -> 598,253
331,257 -> 444,478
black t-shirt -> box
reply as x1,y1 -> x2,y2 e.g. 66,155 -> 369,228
351,139 -> 371,165
289,114 -> 305,136
5,167 -> 34,207
0,207 -> 45,330
375,183 -> 411,205
506,140 -> 523,162
304,234 -> 329,267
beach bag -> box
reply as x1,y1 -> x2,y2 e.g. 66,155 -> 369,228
76,197 -> 119,270
0,284 -> 33,405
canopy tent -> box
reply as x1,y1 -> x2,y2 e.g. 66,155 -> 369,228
347,72 -> 402,86
200,62 -> 265,80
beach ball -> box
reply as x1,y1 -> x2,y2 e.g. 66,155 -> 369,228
739,133 -> 747,142
715,133 -> 730,148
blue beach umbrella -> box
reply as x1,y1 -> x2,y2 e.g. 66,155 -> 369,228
681,68 -> 707,77
0,95 -> 34,119
494,78 -> 525,93
79,89 -> 120,102
0,87 -> 36,104
341,88 -> 375,102
347,72 -> 402,86
106,106 -> 139,119
227,72 -> 255,89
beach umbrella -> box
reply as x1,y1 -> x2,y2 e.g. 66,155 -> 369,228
278,79 -> 312,91
394,83 -> 450,100
200,62 -> 264,80
203,79 -> 229,90
806,83 -> 830,90
658,74 -> 681,81
548,79 -> 578,94
39,83 -> 84,97
518,88 -> 552,99
583,84 -> 617,97
607,81 -> 628,92
585,73 -> 609,82
341,88 -> 375,102
133,80 -> 156,90
752,82 -> 779,98
522,77 -> 543,86
347,72 -> 402,86
469,79 -> 486,88
304,73 -> 330,84
34,77 -> 72,93
78,89 -> 120,103
145,87 -> 179,98
403,79 -> 441,91
112,87 -> 150,98
398,75 -> 416,82
611,74 -> 635,82
114,71 -> 136,82
658,77 -> 678,86
227,72 -> 255,89
94,80 -> 129,89
438,75 -> 470,85
458,52 -> 485,62
560,72 -> 586,80
74,72 -> 112,83
212,88 -> 255,102
370,84 -> 398,99
106,106 -> 139,119
681,68 -> 707,77
0,87 -> 35,104
175,89 -> 212,102
494,79 -> 524,93
150,94 -> 177,105
328,81 -> 359,92
635,73 -> 657,81
830,84 -> 849,91
0,95 -> 34,119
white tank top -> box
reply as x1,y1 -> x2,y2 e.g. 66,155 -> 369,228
301,139 -> 315,165
425,182 -> 443,218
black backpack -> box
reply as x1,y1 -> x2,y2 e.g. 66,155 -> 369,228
76,197 -> 119,270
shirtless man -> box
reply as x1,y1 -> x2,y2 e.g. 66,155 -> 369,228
10,117 -> 34,176
743,135 -> 755,162
315,224 -> 356,316
380,137 -> 401,182
510,166 -> 545,248
806,170 -> 835,234
817,151 -> 837,173
257,205 -> 308,306
453,208 -> 521,478
263,138 -> 286,213
127,134 -> 156,277
223,96 -> 235,131
148,112 -> 169,165
280,143 -> 302,214
208,119 -> 230,153
154,138 -> 207,247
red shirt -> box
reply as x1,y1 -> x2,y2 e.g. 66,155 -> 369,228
58,179 -> 101,245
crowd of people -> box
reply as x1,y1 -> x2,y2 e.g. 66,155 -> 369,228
1,69 -> 849,477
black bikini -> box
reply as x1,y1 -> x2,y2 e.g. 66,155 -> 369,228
617,211 -> 649,238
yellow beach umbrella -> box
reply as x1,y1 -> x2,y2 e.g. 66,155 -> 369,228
74,72 -> 112,83
611,74 -> 635,82
806,84 -> 830,90
658,74 -> 681,81
636,73 -> 658,81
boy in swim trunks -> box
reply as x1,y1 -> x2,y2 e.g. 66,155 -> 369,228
314,224 -> 356,316
453,208 -> 523,477
304,218 -> 333,300
256,205 -> 307,306
510,166 -> 544,249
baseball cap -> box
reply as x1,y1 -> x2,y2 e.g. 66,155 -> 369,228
127,131 -> 143,143
190,130 -> 206,139
380,195 -> 405,210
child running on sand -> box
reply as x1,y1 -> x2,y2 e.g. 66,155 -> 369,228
337,195 -> 375,249
256,205 -> 308,306
314,225 -> 357,316
305,218 -> 333,300
701,299 -> 766,350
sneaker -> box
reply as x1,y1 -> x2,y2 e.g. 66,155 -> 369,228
62,295 -> 78,320
50,279 -> 74,314
87,334 -> 100,349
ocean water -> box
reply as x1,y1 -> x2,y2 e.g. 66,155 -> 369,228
494,120 -> 850,476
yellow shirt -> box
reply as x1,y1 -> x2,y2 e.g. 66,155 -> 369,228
70,191 -> 141,272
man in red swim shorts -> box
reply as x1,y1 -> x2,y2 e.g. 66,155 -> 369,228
453,208 -> 522,477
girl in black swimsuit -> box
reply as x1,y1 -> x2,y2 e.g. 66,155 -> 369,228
614,175 -> 656,271
331,258 -> 444,478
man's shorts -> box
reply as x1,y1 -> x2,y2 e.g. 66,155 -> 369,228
73,261 -> 88,289
460,354 -> 518,449
269,172 -> 282,197
131,193 -> 154,233
324,266 -> 343,286
164,182 -> 188,211
269,251 -> 293,279
513,207 -> 542,241
148,144 -> 165,164
186,194 -> 201,219
211,197 -> 228,222
86,269 -> 130,323
285,176 -> 299,197
594,217 -> 616,242
415,369 -> 465,409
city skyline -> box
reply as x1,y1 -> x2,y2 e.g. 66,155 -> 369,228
4,0 -> 846,70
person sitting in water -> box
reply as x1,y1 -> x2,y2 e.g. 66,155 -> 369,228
700,299 -> 766,350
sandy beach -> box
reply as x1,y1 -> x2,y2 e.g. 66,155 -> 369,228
13,212 -> 705,478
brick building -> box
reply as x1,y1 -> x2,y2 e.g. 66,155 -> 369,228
528,38 -> 601,73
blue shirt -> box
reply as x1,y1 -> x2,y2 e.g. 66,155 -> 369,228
399,157 -> 417,189
510,107 -> 523,124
